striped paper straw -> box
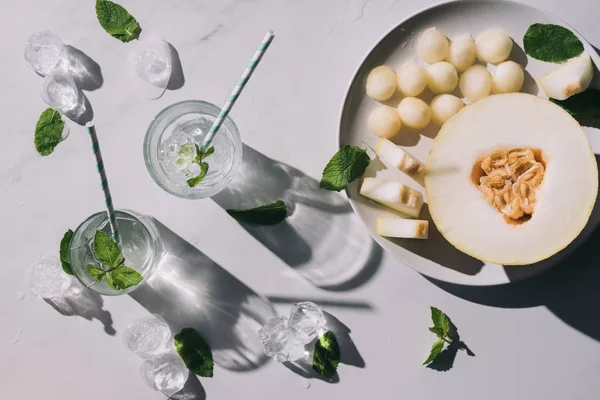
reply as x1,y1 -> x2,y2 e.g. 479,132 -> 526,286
201,30 -> 275,149
86,122 -> 121,247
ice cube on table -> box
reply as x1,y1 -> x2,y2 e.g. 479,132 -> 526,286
258,316 -> 306,362
288,301 -> 327,344
140,352 -> 189,397
130,37 -> 172,99
158,132 -> 201,184
123,315 -> 172,359
29,256 -> 72,299
41,72 -> 81,113
24,31 -> 67,76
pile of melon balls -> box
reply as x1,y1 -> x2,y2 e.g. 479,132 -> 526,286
367,28 -> 524,139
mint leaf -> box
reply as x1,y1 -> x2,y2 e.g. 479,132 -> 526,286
105,272 -> 116,290
550,89 -> 600,118
174,328 -> 214,377
320,145 -> 370,191
34,108 -> 64,156
59,229 -> 74,275
109,266 -> 143,290
226,200 -> 288,225
93,230 -> 122,267
423,338 -> 445,365
430,307 -> 451,340
429,326 -> 444,337
524,23 -> 583,63
187,162 -> 209,188
312,331 -> 341,377
86,264 -> 106,282
95,0 -> 141,42
193,145 -> 214,163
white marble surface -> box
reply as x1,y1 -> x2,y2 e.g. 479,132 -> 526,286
2,0 -> 600,399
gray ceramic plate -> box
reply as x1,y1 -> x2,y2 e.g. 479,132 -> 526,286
339,0 -> 600,285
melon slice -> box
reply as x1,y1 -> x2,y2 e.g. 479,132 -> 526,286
377,217 -> 429,239
540,53 -> 593,100
425,93 -> 597,265
360,178 -> 424,218
375,138 -> 426,186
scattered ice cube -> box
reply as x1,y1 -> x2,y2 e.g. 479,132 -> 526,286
29,256 -> 72,299
41,72 -> 81,113
140,352 -> 189,397
258,316 -> 306,362
24,31 -> 67,76
288,301 -> 326,344
130,37 -> 172,99
123,315 -> 172,359
174,117 -> 214,144
158,131 -> 200,185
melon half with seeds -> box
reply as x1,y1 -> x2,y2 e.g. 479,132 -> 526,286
425,93 -> 598,265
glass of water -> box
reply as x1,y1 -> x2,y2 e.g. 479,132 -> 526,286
68,210 -> 163,296
143,100 -> 243,199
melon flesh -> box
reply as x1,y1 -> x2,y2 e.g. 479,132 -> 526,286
425,93 -> 598,265
375,138 -> 426,186
360,178 -> 424,218
377,217 -> 429,239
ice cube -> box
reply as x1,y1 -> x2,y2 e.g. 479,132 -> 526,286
41,72 -> 81,113
158,132 -> 201,184
130,37 -> 172,99
288,301 -> 326,344
140,351 -> 189,397
24,31 -> 67,76
123,315 -> 172,359
29,256 -> 72,299
258,316 -> 306,362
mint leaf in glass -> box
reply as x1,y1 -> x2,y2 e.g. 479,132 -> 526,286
312,331 -> 340,377
187,162 -> 209,188
187,145 -> 215,188
95,0 -> 141,42
320,145 -> 370,191
105,271 -> 116,290
226,200 -> 288,225
86,264 -> 106,282
423,338 -> 445,365
174,328 -> 214,377
93,230 -> 122,267
524,23 -> 583,63
35,108 -> 64,156
109,266 -> 143,290
59,229 -> 74,275
550,89 -> 600,118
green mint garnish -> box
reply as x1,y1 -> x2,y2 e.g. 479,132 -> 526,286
550,89 -> 600,119
424,307 -> 453,365
59,229 -> 74,275
226,200 -> 288,225
320,145 -> 371,191
312,331 -> 341,377
174,328 -> 214,377
523,23 -> 584,63
95,0 -> 141,42
186,145 -> 214,188
87,230 -> 142,290
35,108 -> 64,156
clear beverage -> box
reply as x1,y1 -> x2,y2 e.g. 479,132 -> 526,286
144,100 -> 243,199
69,210 -> 163,296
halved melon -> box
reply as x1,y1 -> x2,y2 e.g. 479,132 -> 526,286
425,93 -> 598,265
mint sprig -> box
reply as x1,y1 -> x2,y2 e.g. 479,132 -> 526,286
226,200 -> 288,225
187,145 -> 215,188
424,307 -> 453,365
95,0 -> 141,42
174,328 -> 214,377
523,23 -> 583,63
59,229 -> 74,275
35,108 -> 64,156
320,145 -> 371,191
87,230 -> 143,291
312,331 -> 341,377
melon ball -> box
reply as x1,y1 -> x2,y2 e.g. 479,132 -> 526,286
366,66 -> 397,101
430,94 -> 465,125
492,61 -> 524,93
396,59 -> 427,97
368,106 -> 402,138
418,28 -> 449,64
446,34 -> 476,72
475,29 -> 513,64
426,62 -> 458,94
459,65 -> 492,102
397,97 -> 431,129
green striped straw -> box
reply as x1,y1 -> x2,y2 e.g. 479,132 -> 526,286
201,30 -> 275,149
86,122 -> 121,247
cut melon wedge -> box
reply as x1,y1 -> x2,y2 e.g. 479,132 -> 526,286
540,53 -> 593,100
360,177 -> 424,218
425,93 -> 598,265
375,138 -> 426,186
377,217 -> 429,239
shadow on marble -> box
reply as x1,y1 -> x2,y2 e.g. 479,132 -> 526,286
130,220 -> 275,372
283,311 -> 364,384
267,296 -> 373,311
45,278 -> 115,335
63,93 -> 94,126
167,43 -> 185,91
212,144 -> 383,291
171,374 -> 206,400
65,45 -> 103,91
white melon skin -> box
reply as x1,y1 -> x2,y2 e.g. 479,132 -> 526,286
540,53 -> 593,100
369,106 -> 402,138
377,217 -> 429,239
360,178 -> 424,218
418,28 -> 449,64
475,29 -> 513,64
397,59 -> 428,97
375,138 -> 426,186
425,93 -> 598,265
446,34 -> 476,72
366,66 -> 397,101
